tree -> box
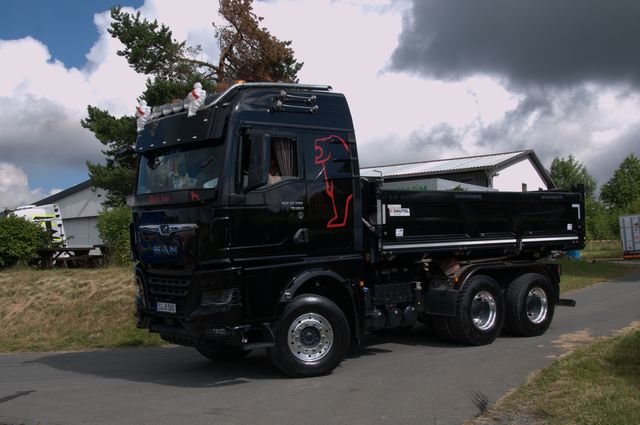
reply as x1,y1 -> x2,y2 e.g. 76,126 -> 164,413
549,155 -> 596,198
584,197 -> 618,240
82,0 -> 303,206
600,154 -> 640,210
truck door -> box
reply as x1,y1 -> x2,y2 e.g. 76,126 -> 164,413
228,130 -> 308,260
304,132 -> 356,255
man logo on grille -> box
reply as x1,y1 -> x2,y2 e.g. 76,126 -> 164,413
160,224 -> 171,235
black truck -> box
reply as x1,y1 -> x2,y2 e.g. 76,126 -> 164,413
128,82 -> 584,376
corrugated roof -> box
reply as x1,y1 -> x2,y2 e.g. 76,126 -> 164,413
360,150 -> 530,178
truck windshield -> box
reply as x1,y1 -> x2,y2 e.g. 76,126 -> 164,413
137,144 -> 224,194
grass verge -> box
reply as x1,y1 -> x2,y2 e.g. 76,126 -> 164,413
469,325 -> 640,425
556,258 -> 635,294
0,267 -> 161,352
581,240 -> 623,260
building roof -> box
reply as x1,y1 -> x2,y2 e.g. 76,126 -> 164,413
34,179 -> 94,206
360,150 -> 554,188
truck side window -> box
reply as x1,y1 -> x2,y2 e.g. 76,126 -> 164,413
269,137 -> 298,184
237,134 -> 298,190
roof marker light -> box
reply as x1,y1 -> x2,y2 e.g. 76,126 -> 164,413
135,100 -> 151,132
186,82 -> 206,117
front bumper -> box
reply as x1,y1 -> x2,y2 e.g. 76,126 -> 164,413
135,265 -> 273,348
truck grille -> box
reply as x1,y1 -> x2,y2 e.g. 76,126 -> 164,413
148,277 -> 191,297
147,276 -> 191,315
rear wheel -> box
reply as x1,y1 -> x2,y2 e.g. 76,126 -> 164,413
449,275 -> 504,345
196,345 -> 251,362
269,294 -> 349,377
505,273 -> 555,336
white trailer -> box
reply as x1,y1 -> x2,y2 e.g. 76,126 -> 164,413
619,214 -> 640,259
12,204 -> 67,247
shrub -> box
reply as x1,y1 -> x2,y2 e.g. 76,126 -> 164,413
96,205 -> 132,266
0,215 -> 50,268
585,197 -> 619,241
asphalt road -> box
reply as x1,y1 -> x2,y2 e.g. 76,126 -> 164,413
1,272 -> 639,425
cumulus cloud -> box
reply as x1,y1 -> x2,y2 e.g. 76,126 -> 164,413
390,0 -> 640,88
0,11 -> 147,202
0,96 -> 101,167
474,85 -> 640,185
0,163 -> 54,209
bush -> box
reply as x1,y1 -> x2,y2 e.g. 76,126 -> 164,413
0,215 -> 50,268
96,205 -> 132,266
585,198 -> 619,240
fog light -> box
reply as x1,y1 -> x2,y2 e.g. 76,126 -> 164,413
201,288 -> 236,306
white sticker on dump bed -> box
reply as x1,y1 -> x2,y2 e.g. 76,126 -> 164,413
388,205 -> 410,217
395,228 -> 404,237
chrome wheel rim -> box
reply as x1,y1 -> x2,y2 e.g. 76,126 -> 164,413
287,313 -> 333,361
472,291 -> 497,331
526,287 -> 548,324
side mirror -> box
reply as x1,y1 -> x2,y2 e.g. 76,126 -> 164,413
246,134 -> 270,190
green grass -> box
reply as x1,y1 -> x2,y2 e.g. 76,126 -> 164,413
0,267 -> 162,352
471,328 -> 640,425
557,258 -> 635,293
581,240 -> 623,260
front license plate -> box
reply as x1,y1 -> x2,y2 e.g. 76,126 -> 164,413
156,302 -> 176,314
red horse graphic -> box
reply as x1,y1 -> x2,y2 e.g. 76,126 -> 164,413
314,135 -> 353,229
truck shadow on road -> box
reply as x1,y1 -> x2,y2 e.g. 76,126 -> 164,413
32,347 -> 284,388
32,324 -> 470,387
348,323 -> 464,358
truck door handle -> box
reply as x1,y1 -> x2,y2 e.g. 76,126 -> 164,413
293,228 -> 309,245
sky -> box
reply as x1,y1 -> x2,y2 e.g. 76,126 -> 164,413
1,0 -> 639,209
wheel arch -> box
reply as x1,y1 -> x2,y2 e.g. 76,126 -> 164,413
276,268 -> 361,342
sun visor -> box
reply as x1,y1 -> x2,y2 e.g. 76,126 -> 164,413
135,108 -> 214,153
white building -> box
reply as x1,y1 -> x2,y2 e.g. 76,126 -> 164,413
34,180 -> 107,247
360,150 -> 554,192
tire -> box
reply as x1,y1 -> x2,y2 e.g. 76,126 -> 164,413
505,273 -> 555,337
269,294 -> 350,377
449,275 -> 504,346
196,345 -> 251,362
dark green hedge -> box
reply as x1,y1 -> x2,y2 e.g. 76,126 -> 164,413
0,216 -> 50,268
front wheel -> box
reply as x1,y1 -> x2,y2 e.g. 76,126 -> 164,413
269,294 -> 350,377
449,275 -> 504,345
505,273 -> 555,337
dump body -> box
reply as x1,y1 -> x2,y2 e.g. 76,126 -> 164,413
375,188 -> 583,257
